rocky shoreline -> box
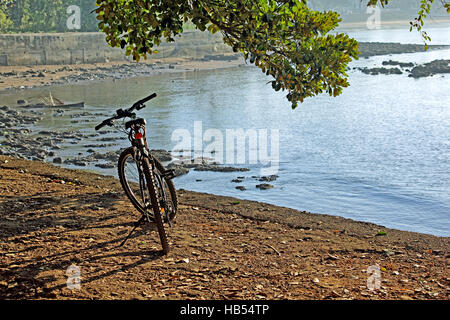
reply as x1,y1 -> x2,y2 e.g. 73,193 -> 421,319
0,106 -> 250,171
0,55 -> 243,92
0,42 -> 448,92
0,103 -> 284,193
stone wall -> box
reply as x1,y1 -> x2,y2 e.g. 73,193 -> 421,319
0,30 -> 233,66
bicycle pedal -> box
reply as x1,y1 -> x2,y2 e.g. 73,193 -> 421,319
162,169 -> 176,180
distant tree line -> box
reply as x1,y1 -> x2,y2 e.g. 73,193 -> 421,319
1,0 -> 448,33
0,0 -> 98,33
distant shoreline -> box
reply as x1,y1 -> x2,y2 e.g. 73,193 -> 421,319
339,18 -> 450,29
0,57 -> 246,93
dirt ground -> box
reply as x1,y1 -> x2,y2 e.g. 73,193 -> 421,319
0,156 -> 448,300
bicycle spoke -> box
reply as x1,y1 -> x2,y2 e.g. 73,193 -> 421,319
122,155 -> 153,216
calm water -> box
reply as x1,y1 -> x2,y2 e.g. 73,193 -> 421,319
1,27 -> 449,236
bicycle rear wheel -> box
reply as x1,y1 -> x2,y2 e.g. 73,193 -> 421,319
118,147 -> 177,222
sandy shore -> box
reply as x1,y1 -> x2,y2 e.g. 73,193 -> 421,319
0,156 -> 448,300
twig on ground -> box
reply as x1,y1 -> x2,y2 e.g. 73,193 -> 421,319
267,244 -> 281,256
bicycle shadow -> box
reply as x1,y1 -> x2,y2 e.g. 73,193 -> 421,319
40,249 -> 164,296
0,189 -> 166,299
1,191 -> 122,235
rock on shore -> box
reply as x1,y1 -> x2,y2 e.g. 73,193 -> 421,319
167,159 -> 250,177
358,67 -> 403,75
356,59 -> 450,78
409,59 -> 450,78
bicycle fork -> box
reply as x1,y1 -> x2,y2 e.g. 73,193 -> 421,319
119,154 -> 171,247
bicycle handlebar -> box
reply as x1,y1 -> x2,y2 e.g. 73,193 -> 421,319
95,93 -> 157,131
95,120 -> 112,131
131,93 -> 157,110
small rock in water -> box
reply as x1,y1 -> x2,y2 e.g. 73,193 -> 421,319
151,149 -> 172,161
259,175 -> 279,182
95,163 -> 115,169
256,184 -> 274,190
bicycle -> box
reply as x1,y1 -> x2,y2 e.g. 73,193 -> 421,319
95,93 -> 177,255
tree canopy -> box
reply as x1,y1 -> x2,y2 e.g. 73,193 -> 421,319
95,0 -> 449,108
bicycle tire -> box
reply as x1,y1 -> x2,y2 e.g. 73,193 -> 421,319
118,147 -> 178,222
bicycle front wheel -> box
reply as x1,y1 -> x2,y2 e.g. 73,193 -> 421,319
141,156 -> 170,254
